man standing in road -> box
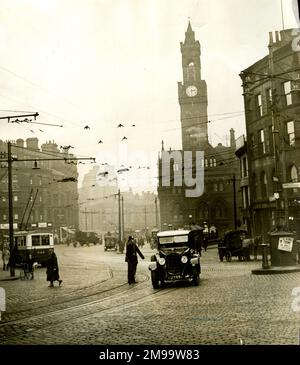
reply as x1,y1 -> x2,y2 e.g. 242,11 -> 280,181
125,236 -> 144,284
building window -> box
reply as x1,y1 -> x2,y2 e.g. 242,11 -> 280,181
40,215 -> 43,221
287,121 -> 295,146
14,196 -> 18,202
215,203 -> 226,218
291,165 -> 298,182
14,214 -> 18,220
199,204 -> 209,220
187,61 -> 196,82
241,156 -> 248,178
257,94 -> 263,117
290,165 -> 299,193
39,179 -> 42,185
219,181 -> 224,191
284,81 -> 292,105
242,188 -> 248,209
213,183 -> 218,192
213,158 -> 217,167
39,196 -> 42,202
261,171 -> 267,198
205,159 -> 208,167
30,178 -> 33,185
2,197 -> 6,202
3,214 -> 7,220
258,129 -> 266,154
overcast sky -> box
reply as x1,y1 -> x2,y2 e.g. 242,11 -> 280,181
0,0 -> 298,191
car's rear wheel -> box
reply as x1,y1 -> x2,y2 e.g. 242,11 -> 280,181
225,251 -> 232,262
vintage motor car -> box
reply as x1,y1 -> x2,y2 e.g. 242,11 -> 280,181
218,229 -> 250,262
148,228 -> 203,288
104,232 -> 118,251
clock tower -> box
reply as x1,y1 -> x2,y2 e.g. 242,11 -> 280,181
178,21 -> 208,150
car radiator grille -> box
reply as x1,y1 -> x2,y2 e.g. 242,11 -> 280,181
166,254 -> 182,274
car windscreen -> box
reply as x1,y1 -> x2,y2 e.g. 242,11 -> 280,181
158,235 -> 189,247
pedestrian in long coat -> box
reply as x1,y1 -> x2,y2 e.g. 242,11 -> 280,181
2,244 -> 10,271
125,236 -> 144,284
46,250 -> 62,287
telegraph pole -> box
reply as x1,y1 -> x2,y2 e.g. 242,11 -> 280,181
121,195 -> 124,241
155,197 -> 159,228
7,142 -> 15,277
118,189 -> 121,245
232,174 -> 237,230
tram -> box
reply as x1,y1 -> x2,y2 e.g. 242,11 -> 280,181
14,231 -> 54,266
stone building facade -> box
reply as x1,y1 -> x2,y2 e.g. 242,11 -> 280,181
0,138 -> 79,241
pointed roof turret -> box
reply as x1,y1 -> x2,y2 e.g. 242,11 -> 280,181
184,20 -> 195,43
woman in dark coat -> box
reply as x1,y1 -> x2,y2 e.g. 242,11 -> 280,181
125,236 -> 144,284
46,250 -> 62,287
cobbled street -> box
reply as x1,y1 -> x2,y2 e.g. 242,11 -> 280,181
0,243 -> 300,345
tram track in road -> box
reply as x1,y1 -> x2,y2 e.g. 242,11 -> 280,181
1,265 -> 140,321
0,273 -> 178,343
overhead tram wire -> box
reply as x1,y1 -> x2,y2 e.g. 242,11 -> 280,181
11,144 -> 95,162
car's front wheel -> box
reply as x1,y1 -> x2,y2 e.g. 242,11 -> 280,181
151,270 -> 160,289
192,267 -> 200,286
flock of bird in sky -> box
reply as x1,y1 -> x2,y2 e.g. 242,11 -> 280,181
83,122 -> 136,144
7,115 -> 151,174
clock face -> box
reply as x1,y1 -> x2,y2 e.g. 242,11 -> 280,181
186,85 -> 198,97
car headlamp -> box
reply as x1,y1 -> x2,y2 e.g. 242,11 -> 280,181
181,255 -> 188,264
158,257 -> 166,266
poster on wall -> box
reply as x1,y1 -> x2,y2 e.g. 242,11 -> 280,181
278,236 -> 294,252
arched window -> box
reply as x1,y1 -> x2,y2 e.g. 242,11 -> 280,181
260,171 -> 267,197
290,165 -> 298,182
290,165 -> 299,193
187,61 -> 196,81
198,204 -> 209,220
215,202 -> 226,218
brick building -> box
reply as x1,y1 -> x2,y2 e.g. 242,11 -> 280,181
239,29 -> 300,241
0,138 -> 79,242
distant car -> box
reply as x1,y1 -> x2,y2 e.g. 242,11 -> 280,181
148,228 -> 203,288
218,229 -> 250,262
104,235 -> 118,251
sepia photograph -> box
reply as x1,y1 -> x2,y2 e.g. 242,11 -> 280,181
0,0 -> 300,357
